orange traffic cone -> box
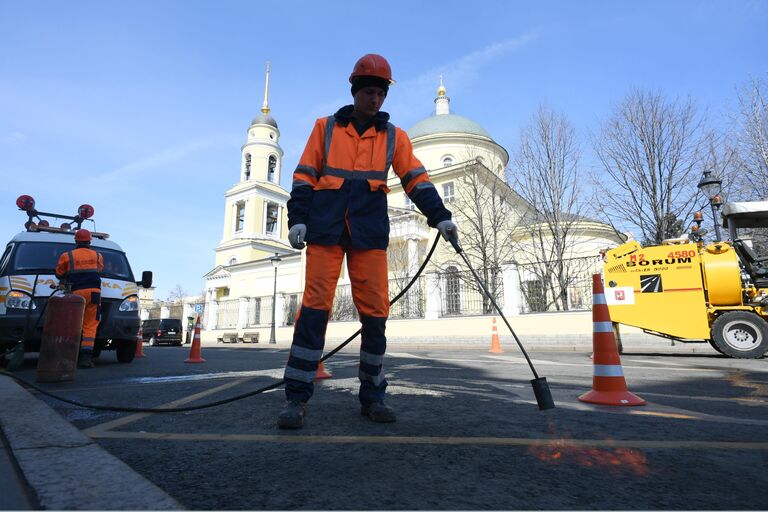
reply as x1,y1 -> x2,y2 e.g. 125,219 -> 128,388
185,316 -> 206,363
315,360 -> 332,379
489,317 -> 504,353
135,326 -> 146,358
579,274 -> 644,406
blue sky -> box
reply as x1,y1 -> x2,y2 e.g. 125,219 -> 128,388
1,0 -> 766,299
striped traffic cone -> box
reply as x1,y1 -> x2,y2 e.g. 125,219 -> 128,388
185,316 -> 206,363
135,326 -> 146,358
315,360 -> 332,379
578,274 -> 645,406
489,317 -> 504,353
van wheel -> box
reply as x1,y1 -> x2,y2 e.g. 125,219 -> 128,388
149,336 -> 157,346
115,339 -> 136,363
711,312 -> 768,359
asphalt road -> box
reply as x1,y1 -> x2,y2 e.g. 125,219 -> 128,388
7,344 -> 768,510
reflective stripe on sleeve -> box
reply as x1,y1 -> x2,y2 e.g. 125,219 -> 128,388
593,364 -> 624,377
295,165 -> 319,179
292,180 -> 314,190
412,182 -> 436,194
401,167 -> 426,190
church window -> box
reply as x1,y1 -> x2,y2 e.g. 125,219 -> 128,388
444,266 -> 461,316
228,257 -> 237,266
244,154 -> 251,180
442,155 -> 454,167
404,195 -> 414,210
265,203 -> 279,235
235,202 -> 245,232
442,182 -> 454,203
268,155 -> 277,183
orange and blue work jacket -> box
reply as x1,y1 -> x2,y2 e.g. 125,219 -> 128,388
288,105 -> 452,249
55,247 -> 104,291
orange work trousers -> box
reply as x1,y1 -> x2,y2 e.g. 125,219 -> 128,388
73,288 -> 101,352
284,244 -> 390,404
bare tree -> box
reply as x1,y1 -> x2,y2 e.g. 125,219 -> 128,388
509,105 -> 588,311
440,154 -> 522,313
734,77 -> 768,200
166,284 -> 188,303
592,89 -> 710,245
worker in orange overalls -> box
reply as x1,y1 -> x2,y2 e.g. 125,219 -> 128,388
278,54 -> 458,429
55,229 -> 104,368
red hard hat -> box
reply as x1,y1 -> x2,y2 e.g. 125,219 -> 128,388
349,54 -> 394,84
75,229 -> 92,242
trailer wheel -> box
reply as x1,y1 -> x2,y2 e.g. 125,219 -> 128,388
711,312 -> 768,359
115,339 -> 136,363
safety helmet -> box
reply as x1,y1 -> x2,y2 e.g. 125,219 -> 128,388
75,229 -> 92,242
349,54 -> 394,84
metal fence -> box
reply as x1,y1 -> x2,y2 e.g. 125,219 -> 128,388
438,269 -> 503,317
389,276 -> 426,319
516,256 -> 600,313
329,276 -> 426,321
244,297 -> 272,327
284,294 -> 301,326
216,299 -> 239,329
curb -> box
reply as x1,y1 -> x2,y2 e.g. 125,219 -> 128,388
0,376 -> 183,511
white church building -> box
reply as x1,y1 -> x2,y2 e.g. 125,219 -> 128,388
198,69 -> 623,346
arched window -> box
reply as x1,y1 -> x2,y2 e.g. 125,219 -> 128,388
235,202 -> 245,232
444,266 -> 461,316
442,155 -> 454,167
268,155 -> 277,182
228,257 -> 237,266
265,202 -> 279,235
244,154 -> 251,180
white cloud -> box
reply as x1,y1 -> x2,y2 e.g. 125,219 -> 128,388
92,134 -> 238,185
2,132 -> 26,144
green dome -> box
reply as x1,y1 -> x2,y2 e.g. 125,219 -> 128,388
407,114 -> 492,140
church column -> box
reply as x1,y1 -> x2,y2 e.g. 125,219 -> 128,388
237,297 -> 249,330
425,273 -> 442,320
502,263 -> 521,316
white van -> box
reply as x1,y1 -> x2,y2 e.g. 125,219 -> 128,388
0,230 -> 152,363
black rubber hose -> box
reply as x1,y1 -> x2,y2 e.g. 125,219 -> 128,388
0,234 -> 443,413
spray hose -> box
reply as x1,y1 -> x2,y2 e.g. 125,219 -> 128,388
0,234 -> 442,413
1,233 -> 554,412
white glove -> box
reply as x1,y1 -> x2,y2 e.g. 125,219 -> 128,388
288,224 -> 307,249
436,220 -> 458,243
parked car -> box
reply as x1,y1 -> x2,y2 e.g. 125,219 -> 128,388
141,318 -> 183,346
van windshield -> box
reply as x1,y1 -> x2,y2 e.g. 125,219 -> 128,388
9,242 -> 135,281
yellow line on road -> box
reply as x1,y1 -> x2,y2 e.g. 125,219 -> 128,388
86,430 -> 768,450
82,378 -> 254,435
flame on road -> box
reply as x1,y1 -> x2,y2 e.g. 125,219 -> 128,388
528,439 -> 649,476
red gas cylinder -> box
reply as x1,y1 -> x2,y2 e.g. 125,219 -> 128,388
37,293 -> 85,383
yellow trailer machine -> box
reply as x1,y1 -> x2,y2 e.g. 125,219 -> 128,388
603,237 -> 767,358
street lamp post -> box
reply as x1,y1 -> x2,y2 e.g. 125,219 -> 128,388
269,253 -> 282,344
697,169 -> 724,241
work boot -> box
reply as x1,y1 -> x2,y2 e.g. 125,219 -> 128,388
78,351 -> 95,369
277,400 -> 306,429
361,401 -> 397,423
